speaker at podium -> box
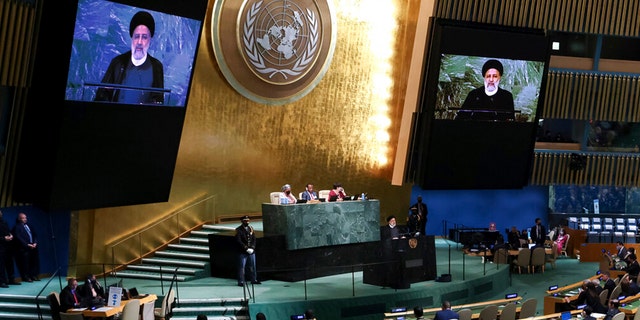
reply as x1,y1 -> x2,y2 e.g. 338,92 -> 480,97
363,233 -> 436,288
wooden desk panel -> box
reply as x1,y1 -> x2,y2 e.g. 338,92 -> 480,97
384,297 -> 522,318
543,275 -> 600,314
69,294 -> 157,318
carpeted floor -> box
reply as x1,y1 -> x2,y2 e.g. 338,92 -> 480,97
2,223 -> 601,320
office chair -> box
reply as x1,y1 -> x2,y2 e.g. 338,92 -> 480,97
478,305 -> 498,320
120,299 -> 140,320
499,302 -> 517,320
518,298 -> 537,318
531,247 -> 546,273
269,192 -> 280,204
154,289 -> 175,320
47,292 -> 61,320
512,248 -> 531,274
457,308 -> 472,320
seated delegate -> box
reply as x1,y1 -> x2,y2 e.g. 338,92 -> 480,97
279,184 -> 297,204
328,183 -> 347,202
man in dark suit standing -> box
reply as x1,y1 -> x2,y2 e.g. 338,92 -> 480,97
0,210 -> 13,288
531,217 -> 547,247
408,195 -> 428,235
12,212 -> 39,282
235,215 -> 260,287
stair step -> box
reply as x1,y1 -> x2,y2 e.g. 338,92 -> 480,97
154,251 -> 210,261
171,317 -> 248,320
0,301 -> 50,311
168,243 -> 210,253
201,225 -> 235,232
178,297 -> 245,304
174,306 -> 244,313
0,312 -> 42,320
180,237 -> 209,245
115,271 -> 188,282
189,230 -> 219,237
126,264 -> 200,275
141,257 -> 207,268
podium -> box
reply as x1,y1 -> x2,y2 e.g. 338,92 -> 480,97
363,234 -> 437,288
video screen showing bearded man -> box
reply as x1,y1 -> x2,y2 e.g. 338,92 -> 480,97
458,59 -> 515,121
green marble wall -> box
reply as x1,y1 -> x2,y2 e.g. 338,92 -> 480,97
262,200 -> 381,250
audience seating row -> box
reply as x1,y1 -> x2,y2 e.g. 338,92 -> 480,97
569,217 -> 638,243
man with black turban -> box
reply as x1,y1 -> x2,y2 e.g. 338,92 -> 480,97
459,59 -> 515,121
95,11 -> 164,104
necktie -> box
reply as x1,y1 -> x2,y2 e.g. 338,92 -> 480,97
24,224 -> 32,243
72,290 -> 78,304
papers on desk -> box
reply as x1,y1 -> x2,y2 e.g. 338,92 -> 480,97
590,312 -> 606,319
93,307 -> 114,312
70,308 -> 87,311
564,290 -> 579,297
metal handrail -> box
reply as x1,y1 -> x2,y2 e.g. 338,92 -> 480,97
109,194 -> 216,269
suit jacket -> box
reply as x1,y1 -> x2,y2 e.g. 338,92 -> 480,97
95,51 -> 164,104
59,286 -> 80,311
235,224 -> 256,253
604,279 -> 616,298
0,217 -> 10,251
12,222 -> 36,252
531,224 -> 547,245
434,309 -> 460,320
301,191 -> 318,201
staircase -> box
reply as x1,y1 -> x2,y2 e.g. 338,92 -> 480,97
115,224 -> 235,281
0,294 -> 51,320
0,224 -> 248,320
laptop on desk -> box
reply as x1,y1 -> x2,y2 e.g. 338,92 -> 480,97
127,287 -> 148,299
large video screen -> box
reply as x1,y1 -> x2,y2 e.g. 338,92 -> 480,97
13,0 -> 207,211
409,19 -> 550,190
65,0 -> 202,107
434,54 -> 546,122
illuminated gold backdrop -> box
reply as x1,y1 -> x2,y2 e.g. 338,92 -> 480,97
73,0 -> 429,267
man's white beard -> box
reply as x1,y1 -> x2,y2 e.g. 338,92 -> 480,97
485,80 -> 499,96
132,53 -> 147,66
389,223 -> 396,228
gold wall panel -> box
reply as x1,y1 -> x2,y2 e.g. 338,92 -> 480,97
74,0 -> 422,266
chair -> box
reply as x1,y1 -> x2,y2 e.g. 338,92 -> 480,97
121,299 -> 140,320
531,247 -> 546,273
47,292 -> 61,320
499,302 -> 517,320
298,192 -> 304,200
634,306 -> 640,320
269,192 -> 280,204
478,305 -> 498,320
318,190 -> 330,200
546,243 -> 558,269
599,288 -> 609,306
547,229 -> 555,241
560,234 -> 570,257
512,248 -> 531,274
518,298 -> 537,318
458,308 -> 472,320
154,289 -> 175,320
610,283 -> 622,301
612,312 -> 625,320
495,248 -> 509,265
59,312 -> 84,320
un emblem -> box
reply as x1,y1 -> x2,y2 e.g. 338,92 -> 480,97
211,0 -> 336,105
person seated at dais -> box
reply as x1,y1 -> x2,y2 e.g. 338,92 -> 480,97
300,183 -> 319,203
279,184 -> 297,204
328,182 -> 347,202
